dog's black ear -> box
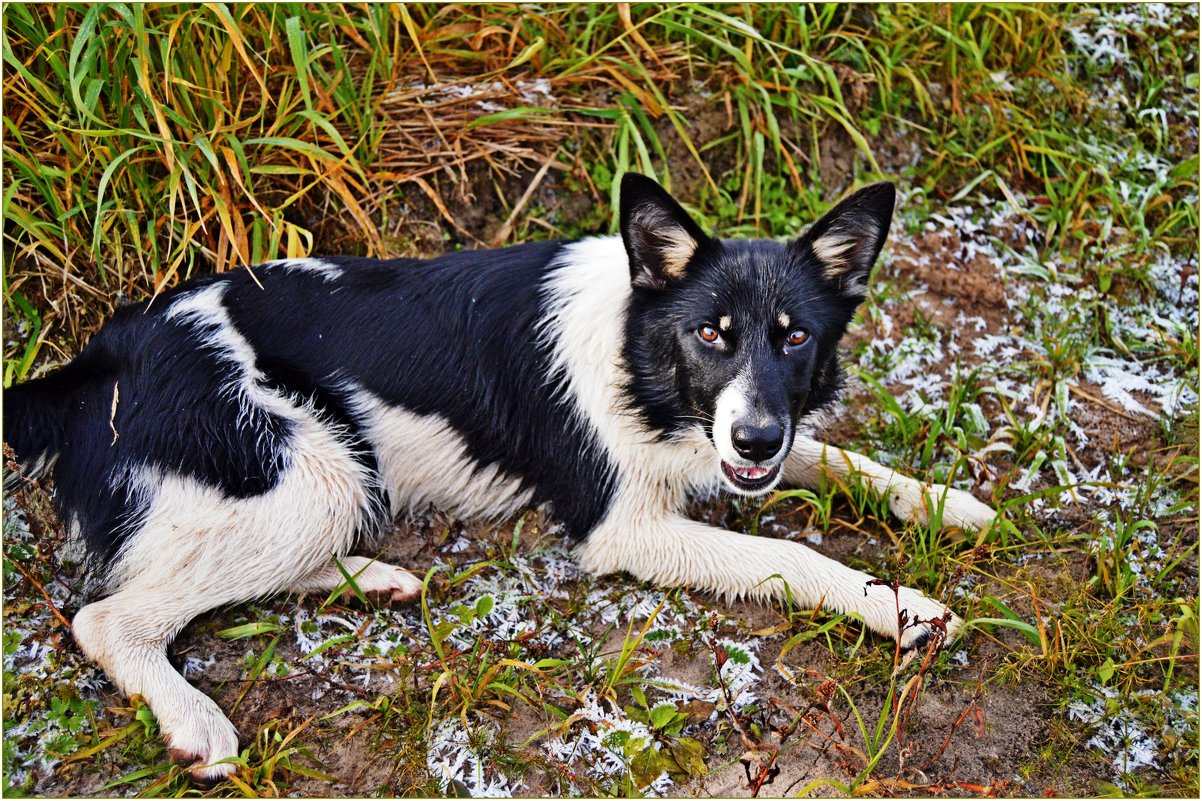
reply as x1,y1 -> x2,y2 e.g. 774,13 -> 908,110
619,173 -> 711,290
794,181 -> 895,298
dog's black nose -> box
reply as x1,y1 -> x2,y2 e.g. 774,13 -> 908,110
731,422 -> 784,462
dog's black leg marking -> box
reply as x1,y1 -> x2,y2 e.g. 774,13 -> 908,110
901,626 -> 933,655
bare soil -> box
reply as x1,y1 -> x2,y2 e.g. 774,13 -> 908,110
23,505 -> 1101,797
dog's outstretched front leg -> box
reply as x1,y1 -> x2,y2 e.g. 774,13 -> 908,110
783,436 -> 996,530
578,513 -> 960,652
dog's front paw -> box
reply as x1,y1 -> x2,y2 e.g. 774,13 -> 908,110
162,703 -> 240,783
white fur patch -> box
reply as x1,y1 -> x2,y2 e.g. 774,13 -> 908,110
109,415 -> 378,595
777,312 -> 791,329
166,284 -> 301,422
539,236 -> 718,506
262,257 -> 343,281
711,369 -> 753,467
167,284 -> 254,362
718,315 -> 732,331
710,370 -> 788,495
348,390 -> 533,520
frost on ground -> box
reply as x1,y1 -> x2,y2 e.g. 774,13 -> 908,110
419,546 -> 774,797
869,193 -> 1197,500
1068,687 -> 1198,778
2,496 -> 106,795
853,186 -> 1197,787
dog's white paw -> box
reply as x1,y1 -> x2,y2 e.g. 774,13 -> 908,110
294,557 -> 425,603
349,560 -> 424,603
163,703 -> 240,783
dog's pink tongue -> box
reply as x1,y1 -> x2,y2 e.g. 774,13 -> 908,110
736,466 -> 770,480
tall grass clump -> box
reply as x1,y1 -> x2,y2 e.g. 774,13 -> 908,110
3,4 -> 1195,378
3,3 -> 409,371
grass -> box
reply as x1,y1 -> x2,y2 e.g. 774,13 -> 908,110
2,2 -> 1198,798
8,4 -> 1194,370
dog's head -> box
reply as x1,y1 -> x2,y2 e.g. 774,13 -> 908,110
619,173 -> 894,495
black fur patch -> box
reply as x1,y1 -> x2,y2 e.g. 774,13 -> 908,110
219,248 -> 618,540
4,287 -> 293,564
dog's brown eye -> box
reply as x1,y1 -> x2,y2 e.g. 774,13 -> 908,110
787,329 -> 809,346
698,325 -> 720,343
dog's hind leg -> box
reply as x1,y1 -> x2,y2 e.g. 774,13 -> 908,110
578,508 -> 959,652
288,556 -> 423,603
783,436 -> 996,531
74,423 -> 380,781
72,560 -> 421,783
73,589 -> 243,781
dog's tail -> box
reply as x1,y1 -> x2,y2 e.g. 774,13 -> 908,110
3,354 -> 107,488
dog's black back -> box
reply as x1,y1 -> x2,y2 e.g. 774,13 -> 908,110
4,241 -> 621,568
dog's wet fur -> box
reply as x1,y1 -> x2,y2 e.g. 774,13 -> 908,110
3,174 -> 995,779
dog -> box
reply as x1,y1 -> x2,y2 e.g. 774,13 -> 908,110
3,173 -> 995,780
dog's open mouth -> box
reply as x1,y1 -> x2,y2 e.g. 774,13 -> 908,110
721,461 -> 781,493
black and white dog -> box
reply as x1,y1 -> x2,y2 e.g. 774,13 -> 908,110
3,174 -> 995,780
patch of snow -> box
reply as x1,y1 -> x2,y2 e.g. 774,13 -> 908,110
428,718 -> 523,797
